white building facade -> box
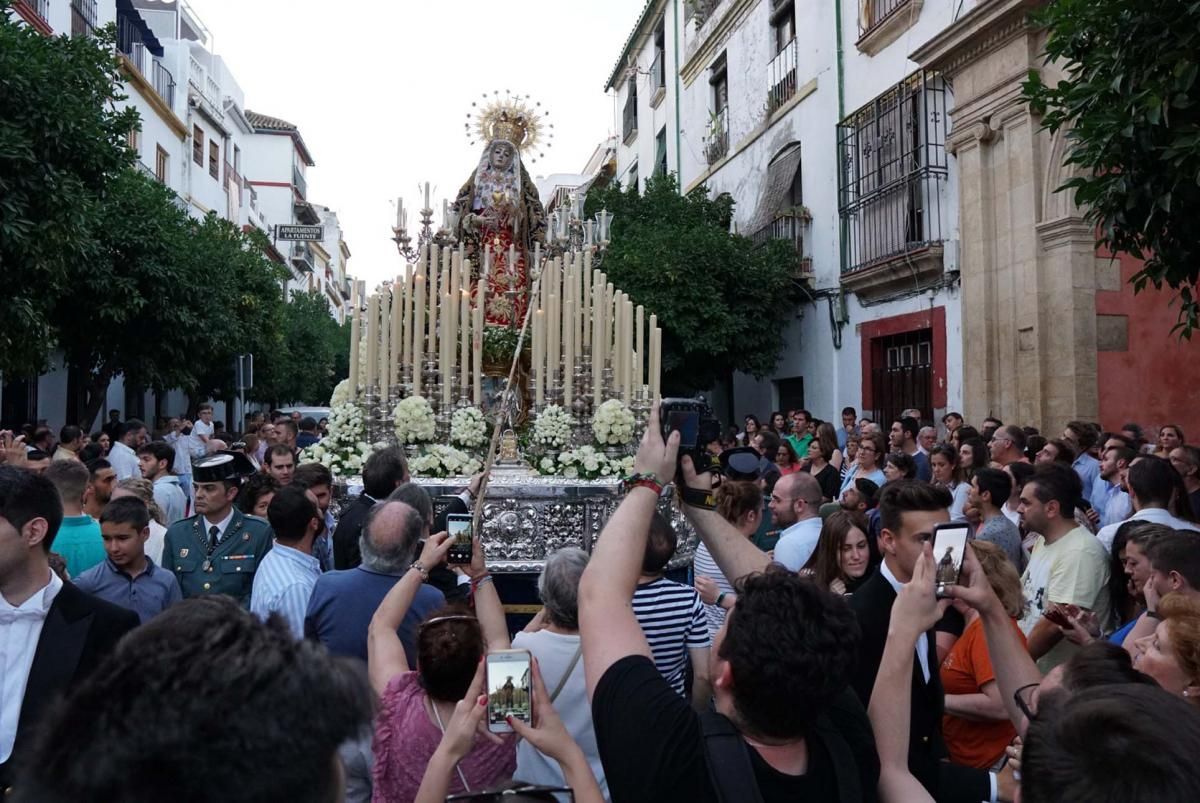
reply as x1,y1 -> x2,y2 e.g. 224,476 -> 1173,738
607,0 -> 974,426
6,0 -> 352,432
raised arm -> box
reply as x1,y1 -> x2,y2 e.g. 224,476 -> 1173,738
946,544 -> 1042,735
868,543 -> 942,803
579,404 -> 678,700
464,534 -> 510,651
367,532 -> 451,695
680,457 -> 771,583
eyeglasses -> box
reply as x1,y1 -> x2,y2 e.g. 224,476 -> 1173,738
1014,682 -> 1040,720
419,614 -> 478,630
446,786 -> 574,801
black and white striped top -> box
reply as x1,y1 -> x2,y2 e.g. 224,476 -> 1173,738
631,577 -> 711,696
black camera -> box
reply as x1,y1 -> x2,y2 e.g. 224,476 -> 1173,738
659,397 -> 721,478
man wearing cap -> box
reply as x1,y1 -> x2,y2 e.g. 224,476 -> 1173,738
162,451 -> 273,605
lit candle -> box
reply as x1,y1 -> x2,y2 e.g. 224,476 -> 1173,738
365,294 -> 378,389
563,298 -> 574,408
379,290 -> 391,399
427,244 -> 439,359
534,308 -> 545,407
348,282 -> 360,399
635,305 -> 645,396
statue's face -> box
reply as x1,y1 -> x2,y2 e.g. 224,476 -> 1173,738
490,142 -> 514,172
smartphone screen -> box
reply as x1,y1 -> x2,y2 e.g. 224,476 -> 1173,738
667,410 -> 700,449
486,649 -> 532,733
932,522 -> 970,595
446,514 -> 472,565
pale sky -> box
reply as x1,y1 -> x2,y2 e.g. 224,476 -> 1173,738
189,0 -> 647,287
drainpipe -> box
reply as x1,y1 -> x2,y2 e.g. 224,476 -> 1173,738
673,0 -> 682,183
834,0 -> 846,120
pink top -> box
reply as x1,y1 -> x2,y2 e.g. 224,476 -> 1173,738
371,671 -> 517,803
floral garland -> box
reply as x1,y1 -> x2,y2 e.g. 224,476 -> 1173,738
531,405 -> 574,449
299,402 -> 372,478
450,406 -> 488,449
410,444 -> 483,478
592,399 -> 636,446
393,396 -> 436,444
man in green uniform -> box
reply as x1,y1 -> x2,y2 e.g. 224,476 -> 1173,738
163,450 -> 272,605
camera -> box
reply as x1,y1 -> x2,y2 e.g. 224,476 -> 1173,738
659,397 -> 721,478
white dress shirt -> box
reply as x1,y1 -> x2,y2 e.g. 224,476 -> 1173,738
772,517 -> 824,571
107,441 -> 140,481
202,508 -> 236,547
879,559 -> 931,683
1096,506 -> 1200,552
0,569 -> 64,762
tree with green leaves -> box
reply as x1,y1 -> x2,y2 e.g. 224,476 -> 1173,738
252,289 -> 347,407
1024,0 -> 1200,335
0,7 -> 139,375
585,174 -> 806,394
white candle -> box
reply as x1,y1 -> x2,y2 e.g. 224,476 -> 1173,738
624,297 -> 634,401
592,271 -> 603,405
441,293 -> 452,407
649,315 -> 661,399
635,305 -> 644,396
424,181 -> 431,210
413,276 -> 425,397
348,282 -> 360,399
472,284 -> 485,405
427,245 -> 439,358
396,197 -> 404,229
563,299 -> 574,408
365,294 -> 378,389
460,259 -> 471,395
402,266 -> 413,369
534,308 -> 545,407
379,290 -> 391,399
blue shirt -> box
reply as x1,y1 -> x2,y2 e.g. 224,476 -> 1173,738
304,565 -> 445,667
1109,618 -> 1138,646
912,450 -> 932,482
1074,453 -> 1101,505
250,541 -> 322,638
56,515 -> 106,578
839,464 -> 886,497
74,557 -> 182,623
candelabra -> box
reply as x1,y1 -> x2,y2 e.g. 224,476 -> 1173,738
385,384 -> 402,446
544,197 -> 614,266
631,386 -> 652,441
363,385 -> 391,445
392,205 -> 435,262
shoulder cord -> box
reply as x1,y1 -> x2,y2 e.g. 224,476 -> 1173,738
431,698 -> 471,793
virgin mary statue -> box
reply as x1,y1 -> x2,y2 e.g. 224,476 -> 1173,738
453,94 -> 548,327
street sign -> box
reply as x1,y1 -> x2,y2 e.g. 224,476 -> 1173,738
235,354 -> 254,391
276,224 -> 324,241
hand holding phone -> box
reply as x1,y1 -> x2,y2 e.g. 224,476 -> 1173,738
932,522 -> 970,597
446,514 -> 473,565
486,649 -> 533,733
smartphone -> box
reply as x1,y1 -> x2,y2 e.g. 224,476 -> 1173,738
932,522 -> 970,597
486,649 -> 532,733
446,513 -> 473,565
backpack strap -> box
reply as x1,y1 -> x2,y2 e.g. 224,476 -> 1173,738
699,711 -> 765,803
809,710 -> 862,803
548,644 -> 582,703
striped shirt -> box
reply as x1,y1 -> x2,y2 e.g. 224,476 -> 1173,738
631,577 -> 710,696
250,541 -> 322,638
691,542 -> 733,639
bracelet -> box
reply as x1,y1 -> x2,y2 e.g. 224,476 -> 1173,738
1147,609 -> 1162,620
472,574 -> 494,590
623,472 -> 664,496
409,561 -> 429,581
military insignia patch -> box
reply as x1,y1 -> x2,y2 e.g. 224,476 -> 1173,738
180,548 -> 189,557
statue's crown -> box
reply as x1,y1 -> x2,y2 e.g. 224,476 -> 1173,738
466,91 -> 553,163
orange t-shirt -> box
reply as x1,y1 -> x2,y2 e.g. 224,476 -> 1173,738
939,615 -> 1025,768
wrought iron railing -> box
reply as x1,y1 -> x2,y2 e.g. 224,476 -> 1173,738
750,210 -> 811,276
858,0 -> 913,38
116,13 -> 148,73
290,241 -> 315,273
24,0 -> 50,25
622,90 -> 638,143
293,164 -> 307,200
705,106 -> 729,165
837,70 -> 949,274
70,0 -> 97,37
649,51 -> 665,97
767,38 -> 798,114
151,59 -> 176,108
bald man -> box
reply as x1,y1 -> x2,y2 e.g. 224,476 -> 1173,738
767,472 -> 826,570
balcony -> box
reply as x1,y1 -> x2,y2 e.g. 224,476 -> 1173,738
856,0 -> 924,55
751,210 -> 813,280
622,91 -> 638,144
704,106 -> 729,165
340,277 -> 353,300
71,0 -> 97,37
292,164 -> 307,200
151,59 -> 176,108
21,0 -> 50,25
187,55 -> 224,122
767,38 -> 798,115
117,14 -> 149,73
289,241 -> 315,274
649,51 -> 666,107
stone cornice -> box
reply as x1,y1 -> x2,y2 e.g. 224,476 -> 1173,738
909,0 -> 1043,77
1035,215 -> 1094,250
680,0 -> 762,88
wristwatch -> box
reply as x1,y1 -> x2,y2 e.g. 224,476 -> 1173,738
715,592 -> 727,609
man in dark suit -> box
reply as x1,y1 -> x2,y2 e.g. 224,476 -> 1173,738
0,465 -> 139,792
849,480 -> 1001,803
332,446 -> 410,569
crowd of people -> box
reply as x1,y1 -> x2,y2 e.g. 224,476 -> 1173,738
2,400 -> 1200,802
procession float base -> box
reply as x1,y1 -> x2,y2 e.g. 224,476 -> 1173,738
338,469 -> 697,574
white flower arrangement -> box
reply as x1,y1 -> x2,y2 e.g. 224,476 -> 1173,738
556,445 -> 622,481
592,399 -> 636,446
532,405 -> 575,449
393,396 -> 436,444
328,378 -> 352,409
536,455 -> 559,476
450,406 -> 488,449
299,402 -> 371,478
410,444 -> 483,478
